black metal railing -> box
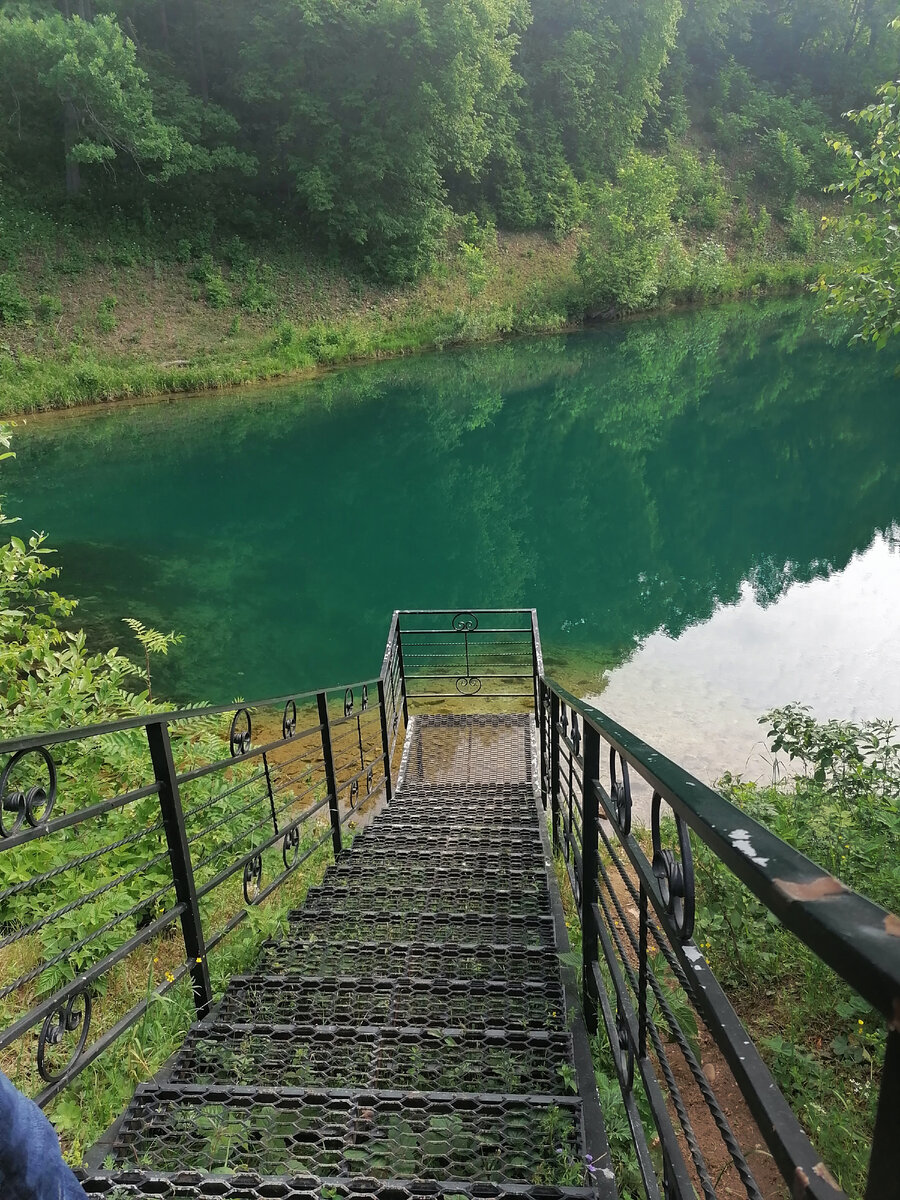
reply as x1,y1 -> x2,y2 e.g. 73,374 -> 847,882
0,679 -> 393,1108
2,605 -> 898,1200
536,674 -> 900,1200
392,608 -> 540,712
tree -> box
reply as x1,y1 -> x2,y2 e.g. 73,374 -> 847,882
575,151 -> 678,314
817,70 -> 900,348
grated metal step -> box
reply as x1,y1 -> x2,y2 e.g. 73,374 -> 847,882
214,974 -> 567,1030
83,714 -> 613,1200
166,1025 -> 575,1094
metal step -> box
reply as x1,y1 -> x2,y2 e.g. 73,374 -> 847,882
214,973 -> 567,1030
165,1024 -> 575,1094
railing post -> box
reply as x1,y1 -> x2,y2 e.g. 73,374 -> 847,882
146,720 -> 212,1019
395,622 -> 409,725
581,720 -> 601,1036
866,1027 -> 900,1198
317,691 -> 343,858
377,678 -> 394,805
550,690 -> 561,853
530,626 -> 540,725
537,680 -> 548,812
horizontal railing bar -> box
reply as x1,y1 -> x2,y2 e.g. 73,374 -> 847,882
406,691 -> 532,699
0,676 -> 383,757
397,607 -> 534,615
404,672 -> 534,680
0,901 -> 186,1051
0,815 -> 166,903
34,959 -> 191,1108
194,798 -> 330,901
176,724 -> 323,785
327,702 -> 384,730
398,626 -> 533,635
546,675 -> 900,1017
0,781 -> 161,854
202,827 -> 333,955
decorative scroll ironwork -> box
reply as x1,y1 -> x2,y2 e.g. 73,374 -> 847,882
571,713 -> 581,758
229,709 -> 252,757
0,746 -> 57,837
242,854 -> 263,903
344,688 -> 354,718
451,611 -> 479,631
456,675 -> 482,695
282,826 -> 300,869
349,778 -> 359,804
282,700 -> 297,740
37,988 -> 91,1084
614,1005 -> 634,1093
366,766 -> 374,796
609,748 -> 632,837
650,792 -> 695,941
361,684 -> 369,712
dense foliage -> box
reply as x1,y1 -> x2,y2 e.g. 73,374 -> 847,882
817,43 -> 900,348
695,704 -> 899,1197
0,0 -> 897,287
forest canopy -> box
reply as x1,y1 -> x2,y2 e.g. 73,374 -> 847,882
0,0 -> 899,281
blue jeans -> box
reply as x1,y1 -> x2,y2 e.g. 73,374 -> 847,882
0,1071 -> 88,1200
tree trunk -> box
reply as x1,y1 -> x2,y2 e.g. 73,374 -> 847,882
193,0 -> 209,102
64,100 -> 81,196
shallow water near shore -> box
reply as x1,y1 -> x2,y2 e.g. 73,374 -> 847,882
7,297 -> 900,780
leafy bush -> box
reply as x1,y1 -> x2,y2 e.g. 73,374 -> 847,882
669,147 -> 728,230
752,205 -> 771,249
576,152 -> 678,314
756,128 -> 811,206
0,273 -> 31,324
97,295 -> 118,333
459,241 -> 488,297
238,261 -> 277,313
710,63 -> 839,199
786,206 -> 815,253
693,703 -> 899,1198
689,239 -> 733,297
37,293 -> 63,323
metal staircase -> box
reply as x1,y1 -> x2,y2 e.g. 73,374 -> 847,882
1,609 -> 897,1200
85,713 -> 613,1198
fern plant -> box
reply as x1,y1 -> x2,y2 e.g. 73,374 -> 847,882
122,618 -> 183,701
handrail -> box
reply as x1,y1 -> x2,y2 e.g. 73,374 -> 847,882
537,671 -> 900,1200
547,676 -> 900,1018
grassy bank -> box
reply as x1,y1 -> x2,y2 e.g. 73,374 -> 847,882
0,217 -> 831,415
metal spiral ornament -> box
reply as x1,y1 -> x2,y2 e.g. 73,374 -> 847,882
651,792 -> 695,941
282,826 -> 300,869
361,685 -> 369,712
344,688 -> 354,718
349,777 -> 359,805
282,700 -> 297,740
229,709 -> 252,757
609,748 -> 632,837
243,853 -> 263,903
0,747 -> 57,838
451,611 -> 478,632
37,987 -> 91,1084
571,713 -> 581,757
455,675 -> 482,695
615,1005 -> 635,1093
365,766 -> 374,796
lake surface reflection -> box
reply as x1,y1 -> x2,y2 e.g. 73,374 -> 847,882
7,298 -> 900,780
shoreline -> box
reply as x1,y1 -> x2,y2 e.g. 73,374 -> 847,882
0,259 -> 824,421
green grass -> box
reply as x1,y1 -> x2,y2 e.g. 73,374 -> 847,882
49,828 -> 336,1164
0,227 -> 830,415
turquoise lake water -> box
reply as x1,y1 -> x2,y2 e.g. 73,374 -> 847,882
6,297 -> 900,775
